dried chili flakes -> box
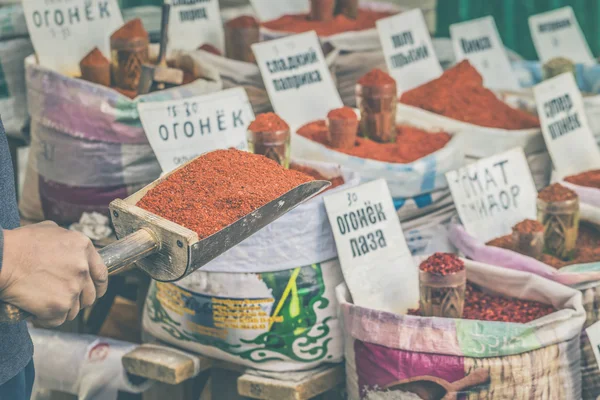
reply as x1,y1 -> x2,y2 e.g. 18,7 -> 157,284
537,183 -> 578,202
419,253 -> 465,275
513,219 -> 544,234
137,149 -> 314,239
564,169 -> 600,189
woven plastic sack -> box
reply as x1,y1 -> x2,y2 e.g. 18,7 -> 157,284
0,4 -> 28,40
337,258 -> 585,400
402,203 -> 457,256
143,160 -> 359,371
19,52 -> 222,225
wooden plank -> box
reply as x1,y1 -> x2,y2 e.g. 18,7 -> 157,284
122,344 -> 212,385
237,365 -> 345,400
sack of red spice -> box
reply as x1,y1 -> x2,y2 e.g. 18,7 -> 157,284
143,160 -> 360,371
19,52 -> 222,225
337,257 -> 585,400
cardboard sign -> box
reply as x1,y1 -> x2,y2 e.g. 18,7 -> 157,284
529,6 -> 594,64
450,16 -> 519,90
534,73 -> 600,178
23,0 -> 123,76
252,31 -> 342,129
168,0 -> 224,53
138,87 -> 253,173
376,9 -> 442,94
249,0 -> 308,22
446,148 -> 538,243
587,321 -> 600,370
323,179 -> 418,314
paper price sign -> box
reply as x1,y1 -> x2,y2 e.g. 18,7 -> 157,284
138,87 -> 253,173
529,6 -> 594,64
450,16 -> 519,90
446,148 -> 538,243
249,0 -> 308,22
168,0 -> 224,53
376,9 -> 442,94
534,73 -> 600,178
252,31 -> 343,129
324,179 -> 418,314
23,0 -> 123,76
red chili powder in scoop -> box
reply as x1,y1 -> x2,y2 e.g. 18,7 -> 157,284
419,253 -> 464,275
81,47 -> 109,66
227,15 -> 258,29
564,169 -> 600,189
400,61 -> 540,130
327,107 -> 357,120
137,149 -> 314,239
248,113 -> 289,132
538,183 -> 578,202
297,120 -> 450,163
262,9 -> 393,37
111,18 -> 148,41
357,68 -> 395,86
513,219 -> 544,234
290,163 -> 344,190
198,43 -> 222,56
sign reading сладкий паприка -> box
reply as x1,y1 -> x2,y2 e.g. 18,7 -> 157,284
137,87 -> 253,173
446,148 -> 538,244
529,6 -> 594,64
252,31 -> 342,129
450,16 -> 519,90
23,0 -> 123,76
534,73 -> 600,178
376,8 -> 442,94
323,179 -> 418,315
168,0 -> 224,53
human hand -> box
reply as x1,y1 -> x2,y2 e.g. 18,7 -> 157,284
0,221 -> 108,327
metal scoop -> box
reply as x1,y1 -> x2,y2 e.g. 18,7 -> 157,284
0,173 -> 329,323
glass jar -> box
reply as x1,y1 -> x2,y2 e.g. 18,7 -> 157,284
327,116 -> 358,149
537,196 -> 580,260
225,23 -> 259,63
419,269 -> 466,318
511,229 -> 545,260
356,82 -> 397,143
247,128 -> 291,168
111,35 -> 149,91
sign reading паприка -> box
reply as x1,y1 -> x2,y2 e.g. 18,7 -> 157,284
138,87 -> 252,173
249,0 -> 308,22
168,0 -> 224,53
252,31 -> 343,129
23,0 -> 123,76
450,16 -> 519,90
446,148 -> 538,243
376,8 -> 442,94
534,72 -> 600,178
323,179 -> 418,315
529,6 -> 594,64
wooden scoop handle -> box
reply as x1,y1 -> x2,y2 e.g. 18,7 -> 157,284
0,229 -> 159,324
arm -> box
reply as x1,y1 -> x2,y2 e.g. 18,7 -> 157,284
0,221 -> 108,327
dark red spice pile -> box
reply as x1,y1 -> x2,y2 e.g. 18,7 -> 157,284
419,252 -> 464,275
400,61 -> 540,130
249,113 -> 289,132
327,106 -> 357,120
513,219 -> 544,234
357,68 -> 396,86
409,283 -> 555,323
538,183 -> 578,202
565,169 -> 600,189
297,120 -> 450,163
289,163 -> 344,191
137,149 -> 314,239
80,47 -> 109,67
198,43 -> 222,56
227,15 -> 258,29
261,9 -> 394,37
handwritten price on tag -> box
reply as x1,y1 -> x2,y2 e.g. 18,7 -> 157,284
166,101 -> 202,118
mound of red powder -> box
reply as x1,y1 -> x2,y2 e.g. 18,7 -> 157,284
565,169 -> 600,189
290,163 -> 344,191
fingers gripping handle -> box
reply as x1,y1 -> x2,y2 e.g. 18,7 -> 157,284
0,229 -> 159,324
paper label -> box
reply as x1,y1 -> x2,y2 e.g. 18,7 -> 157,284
529,6 -> 594,64
137,87 -> 252,173
249,0 -> 308,22
23,0 -> 123,76
446,148 -> 538,243
587,321 -> 600,370
323,179 -> 418,314
534,72 -> 600,178
376,9 -> 442,94
252,31 -> 342,129
168,0 -> 224,53
450,16 -> 519,90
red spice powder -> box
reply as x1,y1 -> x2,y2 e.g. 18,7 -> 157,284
513,219 -> 544,234
327,107 -> 358,120
227,15 -> 259,29
564,169 -> 600,189
111,18 -> 148,41
198,43 -> 222,56
248,113 -> 290,132
137,149 -> 314,239
81,47 -> 109,66
261,9 -> 393,37
115,87 -> 137,99
357,68 -> 396,86
297,120 -> 450,164
289,163 -> 344,190
538,183 -> 578,202
419,253 -> 464,275
400,61 -> 540,130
